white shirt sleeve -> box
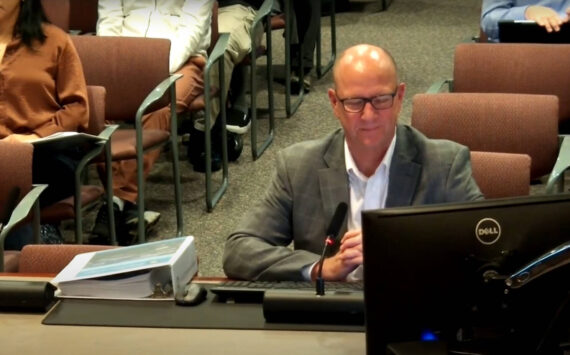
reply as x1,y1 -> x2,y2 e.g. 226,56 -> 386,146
169,0 -> 213,72
96,0 -> 124,36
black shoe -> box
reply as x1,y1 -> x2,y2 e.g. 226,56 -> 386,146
187,122 -> 223,173
40,224 -> 63,244
121,202 -> 161,246
191,150 -> 223,173
226,107 -> 250,134
228,132 -> 243,162
289,73 -> 311,95
89,202 -> 123,245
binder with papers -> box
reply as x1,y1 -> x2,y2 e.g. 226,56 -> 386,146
51,236 -> 198,300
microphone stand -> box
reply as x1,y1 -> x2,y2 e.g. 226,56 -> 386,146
316,237 -> 334,296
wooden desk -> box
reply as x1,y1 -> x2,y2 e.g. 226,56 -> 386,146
0,274 -> 366,354
0,313 -> 365,354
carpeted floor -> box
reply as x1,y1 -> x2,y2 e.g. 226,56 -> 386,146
74,0 -> 484,276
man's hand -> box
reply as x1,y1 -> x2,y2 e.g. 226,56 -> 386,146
525,5 -> 569,32
311,229 -> 363,281
2,133 -> 40,143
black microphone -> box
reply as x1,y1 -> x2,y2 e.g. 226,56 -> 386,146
316,202 -> 348,295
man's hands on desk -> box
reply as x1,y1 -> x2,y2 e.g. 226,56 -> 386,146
311,229 -> 362,281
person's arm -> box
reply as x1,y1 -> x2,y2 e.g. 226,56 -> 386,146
444,146 -> 484,202
223,151 -> 321,281
310,229 -> 362,281
96,0 -> 124,36
33,36 -> 88,138
481,0 -> 529,42
168,0 -> 213,73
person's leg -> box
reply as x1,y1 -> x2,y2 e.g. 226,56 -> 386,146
288,0 -> 319,93
33,148 -> 80,208
291,0 -> 319,74
32,148 -> 80,243
213,4 -> 258,134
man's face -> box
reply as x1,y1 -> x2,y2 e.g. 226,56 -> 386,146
328,58 -> 405,155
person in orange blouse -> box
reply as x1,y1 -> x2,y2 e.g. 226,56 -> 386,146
0,0 -> 89,244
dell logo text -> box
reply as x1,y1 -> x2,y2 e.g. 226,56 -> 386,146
475,218 -> 501,245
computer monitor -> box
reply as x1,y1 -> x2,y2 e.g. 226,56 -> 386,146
362,194 -> 570,354
499,20 -> 570,43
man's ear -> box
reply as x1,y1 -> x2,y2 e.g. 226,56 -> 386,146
328,88 -> 338,109
396,82 -> 406,101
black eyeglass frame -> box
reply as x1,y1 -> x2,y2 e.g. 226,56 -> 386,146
336,90 -> 398,113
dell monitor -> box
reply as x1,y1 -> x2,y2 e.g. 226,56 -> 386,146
362,194 -> 570,354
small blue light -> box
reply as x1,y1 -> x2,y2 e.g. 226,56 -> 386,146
420,330 -> 438,342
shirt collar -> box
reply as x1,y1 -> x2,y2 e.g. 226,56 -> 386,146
344,131 -> 397,181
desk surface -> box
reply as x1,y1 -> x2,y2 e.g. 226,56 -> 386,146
0,313 -> 365,354
0,274 -> 366,354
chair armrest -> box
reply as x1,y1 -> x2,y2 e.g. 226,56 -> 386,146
135,74 -> 183,122
546,135 -> 570,193
97,124 -> 119,141
204,33 -> 230,115
426,79 -> 453,93
0,184 -> 47,244
254,0 -> 274,27
205,33 -> 230,76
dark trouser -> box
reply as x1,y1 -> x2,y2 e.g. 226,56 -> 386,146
290,0 -> 320,73
33,147 -> 81,208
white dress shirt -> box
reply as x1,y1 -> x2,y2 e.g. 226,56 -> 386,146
344,135 -> 396,281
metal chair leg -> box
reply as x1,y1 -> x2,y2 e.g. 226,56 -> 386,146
251,0 -> 275,160
205,33 -> 230,212
284,0 -> 304,117
316,0 -> 336,79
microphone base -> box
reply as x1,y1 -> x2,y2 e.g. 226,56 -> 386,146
0,280 -> 55,312
262,289 -> 364,325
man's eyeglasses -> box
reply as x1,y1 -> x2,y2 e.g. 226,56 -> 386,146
337,91 -> 398,113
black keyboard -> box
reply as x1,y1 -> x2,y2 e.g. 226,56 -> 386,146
210,280 -> 363,303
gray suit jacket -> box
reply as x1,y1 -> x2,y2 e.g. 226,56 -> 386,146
223,125 -> 483,281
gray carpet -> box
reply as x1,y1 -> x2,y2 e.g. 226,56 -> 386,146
75,0 -> 484,277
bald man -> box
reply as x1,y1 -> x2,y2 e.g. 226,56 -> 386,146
223,44 -> 483,281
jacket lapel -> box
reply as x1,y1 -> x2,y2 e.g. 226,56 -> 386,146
319,130 -> 350,236
386,125 -> 422,207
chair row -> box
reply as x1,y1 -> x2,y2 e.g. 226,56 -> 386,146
424,42 -> 570,193
0,146 -> 531,272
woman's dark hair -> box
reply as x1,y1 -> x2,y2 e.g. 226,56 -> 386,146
15,0 -> 48,48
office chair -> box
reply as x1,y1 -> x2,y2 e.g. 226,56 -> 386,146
71,36 -> 183,243
41,0 -> 97,34
428,43 -> 570,132
40,86 -> 118,245
41,0 -> 70,32
18,244 -> 116,274
411,92 -> 569,192
0,142 -> 46,272
470,151 -> 531,199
